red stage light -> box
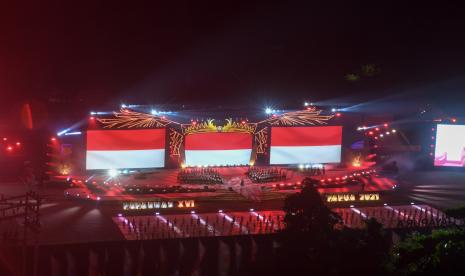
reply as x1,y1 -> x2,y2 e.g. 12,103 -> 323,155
383,123 -> 388,127
15,142 -> 21,146
6,146 -> 13,151
368,131 -> 374,136
451,118 -> 457,123
241,120 -> 246,124
272,114 -> 277,118
192,121 -> 197,125
90,116 -> 95,120
375,127 -> 379,131
374,136 -> 378,140
2,137 -> 7,141
50,137 -> 56,142
335,113 -> 341,117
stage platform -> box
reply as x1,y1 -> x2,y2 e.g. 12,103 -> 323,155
58,166 -> 397,204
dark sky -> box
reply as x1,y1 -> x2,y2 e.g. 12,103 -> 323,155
1,1 -> 465,120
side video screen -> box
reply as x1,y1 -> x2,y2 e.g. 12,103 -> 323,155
434,124 -> 465,167
86,129 -> 166,170
270,126 -> 342,165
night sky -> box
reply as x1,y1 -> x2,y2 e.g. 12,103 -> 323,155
1,1 -> 465,123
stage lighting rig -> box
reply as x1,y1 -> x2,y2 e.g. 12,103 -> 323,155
108,169 -> 119,177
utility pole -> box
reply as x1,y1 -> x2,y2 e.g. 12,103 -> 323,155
0,191 -> 42,276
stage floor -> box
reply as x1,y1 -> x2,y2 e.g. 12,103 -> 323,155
61,166 -> 397,202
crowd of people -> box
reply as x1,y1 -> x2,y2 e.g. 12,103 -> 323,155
177,167 -> 223,184
247,167 -> 287,183
123,185 -> 215,194
300,164 -> 326,176
115,211 -> 284,240
333,205 -> 454,229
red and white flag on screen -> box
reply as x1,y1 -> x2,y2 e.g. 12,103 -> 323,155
184,132 -> 252,166
270,126 -> 342,164
86,129 -> 166,170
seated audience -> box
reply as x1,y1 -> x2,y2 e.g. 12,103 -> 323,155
247,167 -> 287,183
177,167 -> 223,184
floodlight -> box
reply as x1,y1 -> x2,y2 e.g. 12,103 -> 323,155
108,169 -> 119,177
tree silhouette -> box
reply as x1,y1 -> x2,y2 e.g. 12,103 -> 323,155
283,177 -> 340,234
272,178 -> 390,276
387,228 -> 465,275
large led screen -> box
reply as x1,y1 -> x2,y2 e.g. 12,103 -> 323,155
434,124 -> 465,167
86,129 -> 166,170
184,132 -> 252,166
270,126 -> 342,165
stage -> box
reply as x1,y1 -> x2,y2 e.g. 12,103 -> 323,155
57,165 -> 397,208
